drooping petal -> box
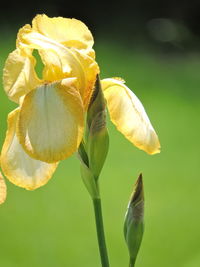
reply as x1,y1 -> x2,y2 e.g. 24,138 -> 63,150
32,14 -> 94,51
0,172 -> 7,204
101,78 -> 160,155
17,79 -> 84,163
3,48 -> 40,103
1,109 -> 58,190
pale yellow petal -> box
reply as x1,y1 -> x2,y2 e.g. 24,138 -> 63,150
32,14 -> 94,50
17,29 -> 85,85
101,78 -> 160,155
0,172 -> 7,204
71,49 -> 99,108
17,28 -> 99,104
41,49 -> 99,105
16,24 -> 32,52
1,109 -> 58,190
17,79 -> 84,163
3,48 -> 40,103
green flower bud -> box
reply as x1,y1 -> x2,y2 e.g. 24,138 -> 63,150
87,75 -> 106,130
124,174 -> 144,267
87,75 -> 109,179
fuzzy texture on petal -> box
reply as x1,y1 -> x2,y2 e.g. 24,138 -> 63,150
101,78 -> 160,155
0,172 -> 7,204
17,79 -> 84,163
3,49 -> 40,103
32,14 -> 94,51
1,109 -> 58,190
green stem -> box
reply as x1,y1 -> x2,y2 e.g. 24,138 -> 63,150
129,257 -> 136,267
93,198 -> 110,267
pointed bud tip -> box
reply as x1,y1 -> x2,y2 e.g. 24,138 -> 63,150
124,174 -> 145,265
88,75 -> 103,109
130,173 -> 144,205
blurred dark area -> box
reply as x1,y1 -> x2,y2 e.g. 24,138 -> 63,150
1,0 -> 200,52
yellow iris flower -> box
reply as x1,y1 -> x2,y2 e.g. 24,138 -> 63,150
1,14 -> 160,191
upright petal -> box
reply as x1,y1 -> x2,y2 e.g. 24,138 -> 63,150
40,48 -> 99,108
41,49 -> 99,107
17,79 -> 84,163
17,28 -> 86,88
101,78 -> 160,155
17,27 -> 99,105
1,109 -> 58,190
32,14 -> 94,51
3,48 -> 40,103
0,173 -> 7,204
71,49 -> 99,108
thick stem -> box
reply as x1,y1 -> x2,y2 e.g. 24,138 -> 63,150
93,198 -> 110,267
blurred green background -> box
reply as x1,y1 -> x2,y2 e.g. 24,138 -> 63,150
1,2 -> 200,266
